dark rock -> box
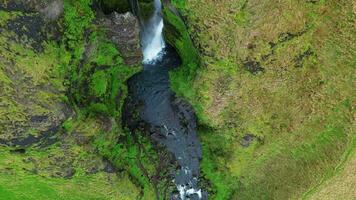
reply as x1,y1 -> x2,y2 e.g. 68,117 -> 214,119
98,0 -> 131,14
244,60 -> 265,75
103,161 -> 116,173
62,167 -> 76,179
86,166 -> 100,174
278,30 -> 307,43
240,134 -> 256,148
102,12 -> 142,65
10,148 -> 26,154
294,48 -> 315,68
0,0 -> 28,12
0,0 -> 63,21
6,14 -> 47,52
30,115 -> 49,123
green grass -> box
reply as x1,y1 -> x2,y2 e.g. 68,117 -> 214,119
166,0 -> 355,199
0,148 -> 140,200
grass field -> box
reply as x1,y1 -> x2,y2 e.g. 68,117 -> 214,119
168,0 -> 355,199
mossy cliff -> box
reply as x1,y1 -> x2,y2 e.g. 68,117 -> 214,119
164,0 -> 355,199
0,0 -> 161,199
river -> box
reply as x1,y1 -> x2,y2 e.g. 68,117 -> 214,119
124,0 -> 207,199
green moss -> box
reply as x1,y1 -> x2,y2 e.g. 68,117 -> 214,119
235,11 -> 248,26
162,7 -> 202,117
90,70 -> 108,97
63,0 -> 94,52
94,129 -> 157,199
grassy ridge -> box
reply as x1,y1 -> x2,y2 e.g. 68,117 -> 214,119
167,0 -> 355,199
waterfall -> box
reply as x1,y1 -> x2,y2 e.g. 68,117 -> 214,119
130,0 -> 165,63
140,0 -> 166,63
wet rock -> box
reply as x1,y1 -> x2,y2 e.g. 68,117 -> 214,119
102,12 -> 142,65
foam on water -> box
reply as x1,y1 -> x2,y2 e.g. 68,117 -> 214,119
177,185 -> 202,200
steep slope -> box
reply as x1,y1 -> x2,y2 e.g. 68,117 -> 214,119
0,0 -> 146,199
165,0 -> 355,199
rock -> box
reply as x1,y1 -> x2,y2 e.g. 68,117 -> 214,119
103,161 -> 116,173
6,14 -> 48,52
102,12 -> 142,66
0,3 -> 72,148
0,0 -> 63,21
243,60 -> 265,75
239,134 -> 256,148
73,132 -> 90,145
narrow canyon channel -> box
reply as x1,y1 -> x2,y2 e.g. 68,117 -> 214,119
123,0 -> 207,199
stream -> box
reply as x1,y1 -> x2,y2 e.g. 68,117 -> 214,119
124,0 -> 207,199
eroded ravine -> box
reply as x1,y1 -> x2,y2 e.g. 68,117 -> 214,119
123,0 -> 207,199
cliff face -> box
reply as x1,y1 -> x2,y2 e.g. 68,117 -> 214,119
165,0 -> 355,199
102,12 -> 142,65
0,0 -> 68,147
0,0 -> 143,199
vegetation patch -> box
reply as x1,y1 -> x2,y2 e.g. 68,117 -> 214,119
168,0 -> 355,199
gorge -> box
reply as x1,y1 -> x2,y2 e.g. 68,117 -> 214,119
0,0 -> 354,199
124,0 -> 207,199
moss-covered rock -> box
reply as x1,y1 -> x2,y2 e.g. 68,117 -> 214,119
0,7 -> 70,148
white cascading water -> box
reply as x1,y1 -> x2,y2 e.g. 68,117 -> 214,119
141,0 -> 165,63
